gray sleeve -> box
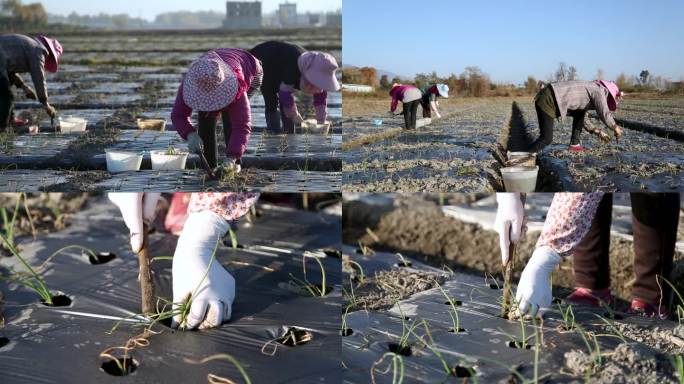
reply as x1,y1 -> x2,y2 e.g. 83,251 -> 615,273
9,73 -> 26,88
592,87 -> 617,130
28,48 -> 48,102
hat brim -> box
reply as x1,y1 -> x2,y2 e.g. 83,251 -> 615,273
304,72 -> 341,92
438,90 -> 449,98
182,62 -> 239,112
38,36 -> 59,73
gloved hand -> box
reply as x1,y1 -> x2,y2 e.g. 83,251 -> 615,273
23,86 -> 36,100
515,246 -> 561,318
315,104 -> 327,124
186,132 -> 204,155
283,105 -> 304,125
108,193 -> 161,253
614,126 -> 623,142
220,157 -> 241,174
44,102 -> 57,118
172,210 -> 235,330
494,193 -> 525,265
435,111 -> 442,119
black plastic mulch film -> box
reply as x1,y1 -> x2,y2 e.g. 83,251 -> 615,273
341,246 -> 678,384
0,199 -> 342,383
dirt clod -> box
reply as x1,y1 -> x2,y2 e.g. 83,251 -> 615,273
346,269 -> 446,311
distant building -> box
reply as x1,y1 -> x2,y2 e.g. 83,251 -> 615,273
223,1 -> 262,30
278,2 -> 297,27
324,11 -> 342,27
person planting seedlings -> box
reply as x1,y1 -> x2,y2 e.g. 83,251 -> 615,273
529,80 -> 625,153
0,34 -> 62,131
171,48 -> 263,174
250,41 -> 340,134
109,192 -> 259,329
420,83 -> 449,119
389,83 -> 423,130
495,192 -> 680,319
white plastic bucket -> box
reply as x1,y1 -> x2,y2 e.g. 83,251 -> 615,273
59,116 -> 87,133
416,118 -> 432,128
501,166 -> 539,192
301,119 -> 331,134
150,150 -> 188,170
136,118 -> 166,131
105,150 -> 143,173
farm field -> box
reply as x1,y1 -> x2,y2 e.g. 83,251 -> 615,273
1,29 -> 342,192
342,94 -> 684,192
342,194 -> 684,383
0,193 -> 342,383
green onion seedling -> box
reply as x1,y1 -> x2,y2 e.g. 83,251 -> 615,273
185,354 -> 252,384
0,233 -> 53,305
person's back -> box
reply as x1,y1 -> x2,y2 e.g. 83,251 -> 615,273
0,34 -> 47,74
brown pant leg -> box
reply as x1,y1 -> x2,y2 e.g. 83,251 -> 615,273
630,193 -> 680,306
572,193 -> 613,290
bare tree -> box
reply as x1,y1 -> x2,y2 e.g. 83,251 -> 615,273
639,70 -> 650,86
555,62 -> 568,81
568,66 -> 578,81
525,75 -> 538,94
596,68 -> 605,80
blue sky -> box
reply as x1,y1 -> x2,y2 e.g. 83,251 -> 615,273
343,0 -> 684,83
43,0 -> 341,20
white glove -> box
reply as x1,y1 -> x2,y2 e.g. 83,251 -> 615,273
109,193 -> 161,253
172,210 -> 235,330
186,132 -> 203,154
222,157 -> 241,174
494,193 -> 525,265
515,246 -> 561,318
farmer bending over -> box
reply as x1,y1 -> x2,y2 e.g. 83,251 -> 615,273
0,34 -> 62,131
109,192 -> 259,329
390,83 -> 423,130
531,80 -> 624,153
420,83 -> 449,119
171,49 -> 263,174
495,192 -> 679,319
251,41 -> 340,134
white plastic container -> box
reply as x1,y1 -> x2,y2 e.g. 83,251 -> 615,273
59,116 -> 87,133
105,150 -> 143,173
150,150 -> 188,170
416,118 -> 432,128
501,166 -> 539,192
301,119 -> 331,134
136,118 -> 166,131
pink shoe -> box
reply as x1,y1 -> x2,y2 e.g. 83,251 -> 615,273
627,299 -> 669,319
568,144 -> 586,152
564,287 -> 612,307
13,117 -> 29,127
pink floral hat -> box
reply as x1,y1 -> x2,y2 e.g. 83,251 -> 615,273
37,35 -> 62,73
183,52 -> 239,112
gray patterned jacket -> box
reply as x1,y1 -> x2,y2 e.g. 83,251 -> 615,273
549,80 -> 618,130
0,34 -> 49,102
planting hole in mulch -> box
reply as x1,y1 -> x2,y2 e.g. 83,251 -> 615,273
277,327 -> 314,347
100,357 -> 139,376
88,252 -> 116,265
444,299 -> 462,306
489,283 -> 503,289
603,312 -> 624,320
449,327 -> 467,333
395,261 -> 412,268
552,297 -> 562,304
0,337 -> 9,348
450,365 -> 473,378
507,340 -> 532,349
322,248 -> 342,258
41,294 -> 72,307
388,343 -> 412,356
341,328 -> 354,336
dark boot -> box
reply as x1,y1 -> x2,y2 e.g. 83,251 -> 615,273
265,110 -> 282,134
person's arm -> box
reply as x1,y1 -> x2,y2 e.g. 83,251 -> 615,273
171,85 -> 195,140
172,192 -> 259,330
313,91 -> 328,123
226,93 -> 252,160
390,94 -> 399,113
430,100 -> 441,118
278,83 -> 303,123
515,192 -> 604,317
28,51 -> 48,103
10,73 -> 36,100
592,88 -> 622,140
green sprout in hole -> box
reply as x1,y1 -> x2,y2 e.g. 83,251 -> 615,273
226,225 -> 238,249
184,353 -> 252,384
1,192 -> 34,254
346,258 -> 365,284
0,233 -> 53,305
593,313 -> 627,343
672,354 -> 684,384
341,304 -> 352,335
410,319 -> 478,382
165,145 -> 178,156
371,352 -> 405,384
557,302 -> 575,331
395,304 -> 421,352
657,275 -> 684,324
288,254 -> 327,297
576,324 -> 603,375
435,282 -> 462,333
